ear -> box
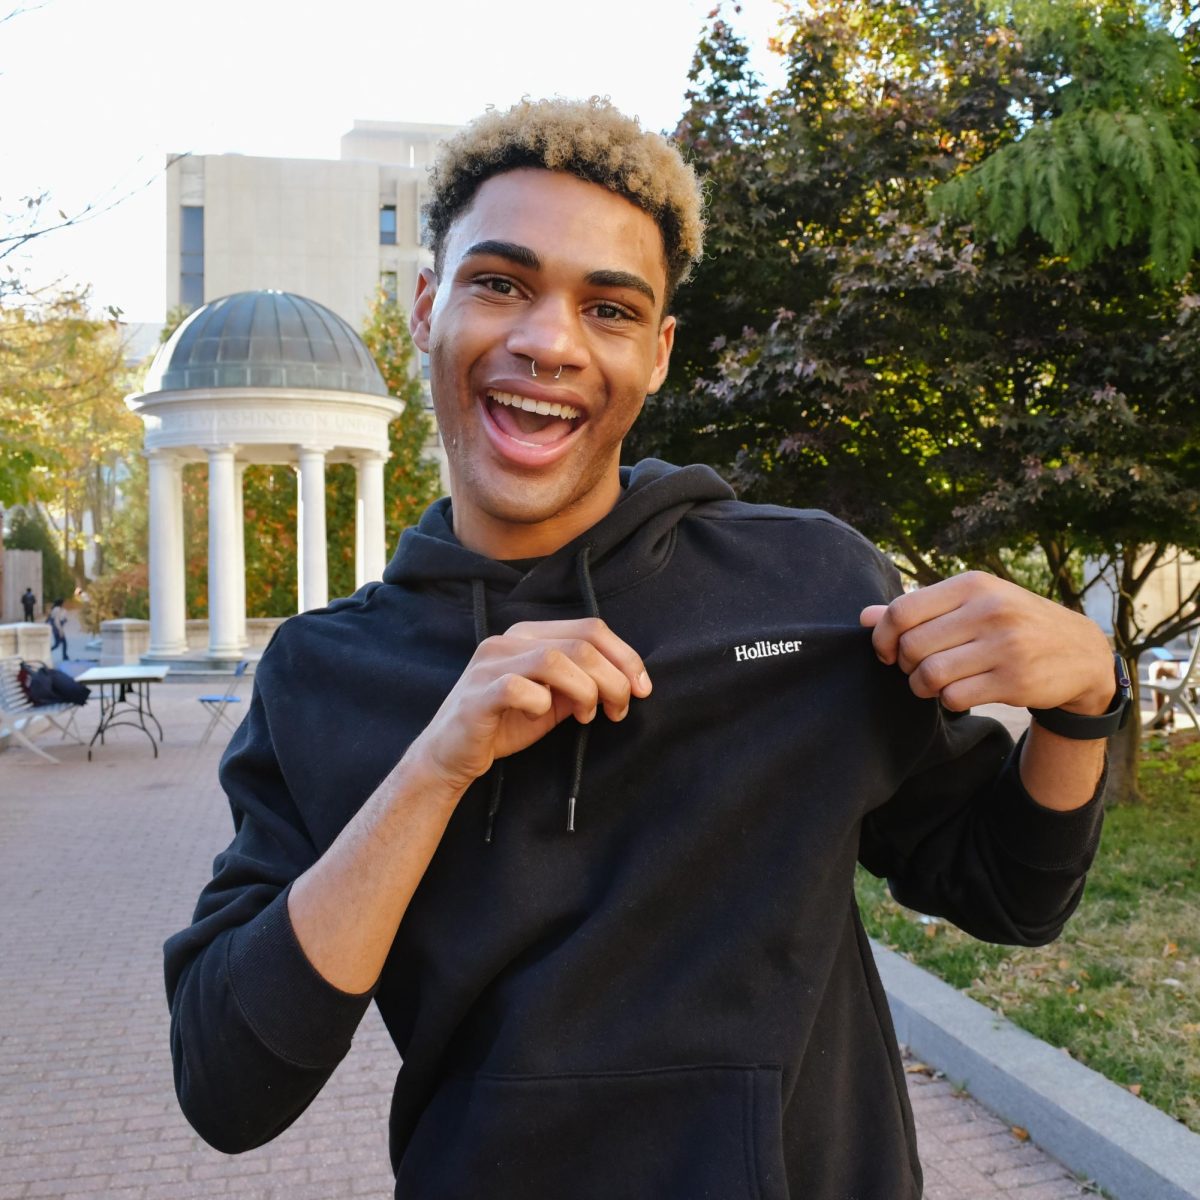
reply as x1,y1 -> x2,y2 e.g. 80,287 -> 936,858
410,268 -> 439,352
646,314 -> 676,396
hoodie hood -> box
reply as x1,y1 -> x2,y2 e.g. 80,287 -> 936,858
382,459 -> 735,605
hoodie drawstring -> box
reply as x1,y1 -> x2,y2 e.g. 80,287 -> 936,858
567,545 -> 598,833
470,545 -> 599,843
471,579 -> 506,844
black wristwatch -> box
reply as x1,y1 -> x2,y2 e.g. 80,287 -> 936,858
1027,652 -> 1132,740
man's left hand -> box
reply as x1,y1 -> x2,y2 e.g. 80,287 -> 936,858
860,571 -> 1114,717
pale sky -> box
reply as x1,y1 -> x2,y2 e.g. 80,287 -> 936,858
1,0 -> 787,322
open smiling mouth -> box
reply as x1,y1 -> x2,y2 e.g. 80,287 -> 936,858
485,389 -> 583,448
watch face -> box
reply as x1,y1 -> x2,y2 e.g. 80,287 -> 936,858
1116,655 -> 1132,698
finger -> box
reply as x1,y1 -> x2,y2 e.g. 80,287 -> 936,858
504,643 -> 641,725
558,639 -> 637,721
935,671 -> 1003,713
905,642 -> 992,702
553,638 -> 635,720
859,605 -> 888,629
503,618 -> 652,697
894,606 -> 983,676
490,673 -> 555,720
476,637 -> 627,723
868,575 -> 985,665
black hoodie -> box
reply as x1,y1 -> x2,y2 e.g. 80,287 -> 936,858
164,460 -> 1103,1199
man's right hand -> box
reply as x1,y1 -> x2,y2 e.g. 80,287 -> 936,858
410,617 -> 653,795
288,618 -> 651,993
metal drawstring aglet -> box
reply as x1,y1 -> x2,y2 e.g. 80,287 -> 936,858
567,794 -> 577,832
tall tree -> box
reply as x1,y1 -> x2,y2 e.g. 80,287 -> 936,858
932,1 -> 1200,279
0,290 -> 142,580
633,0 -> 1200,802
360,287 -> 443,552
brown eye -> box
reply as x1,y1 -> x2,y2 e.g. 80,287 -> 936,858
592,302 -> 632,321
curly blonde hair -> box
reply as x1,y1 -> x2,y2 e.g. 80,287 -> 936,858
424,97 -> 705,308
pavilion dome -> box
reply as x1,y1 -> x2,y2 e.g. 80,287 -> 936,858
143,290 -> 388,397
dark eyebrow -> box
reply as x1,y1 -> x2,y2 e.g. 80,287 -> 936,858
585,269 -> 657,307
462,240 -> 541,270
463,241 -> 658,308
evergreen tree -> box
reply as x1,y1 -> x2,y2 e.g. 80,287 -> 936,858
3,505 -> 73,606
360,287 -> 443,552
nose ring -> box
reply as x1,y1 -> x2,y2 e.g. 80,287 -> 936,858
530,361 -> 563,381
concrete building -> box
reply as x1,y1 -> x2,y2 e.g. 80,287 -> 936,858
165,120 -> 458,330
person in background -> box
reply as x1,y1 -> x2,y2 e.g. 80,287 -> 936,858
21,587 -> 36,622
48,598 -> 68,661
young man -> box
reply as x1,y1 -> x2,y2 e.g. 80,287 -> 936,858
166,99 -> 1127,1198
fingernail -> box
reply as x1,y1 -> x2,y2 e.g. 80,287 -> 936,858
637,671 -> 651,694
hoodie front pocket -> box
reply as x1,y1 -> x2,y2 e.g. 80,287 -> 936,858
394,1063 -> 787,1200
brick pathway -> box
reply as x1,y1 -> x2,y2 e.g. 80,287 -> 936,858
0,682 -> 1095,1198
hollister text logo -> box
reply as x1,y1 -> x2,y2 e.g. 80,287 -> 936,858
734,638 -> 803,663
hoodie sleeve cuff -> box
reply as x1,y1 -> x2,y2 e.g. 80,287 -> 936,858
984,735 -> 1106,872
226,884 -> 377,1071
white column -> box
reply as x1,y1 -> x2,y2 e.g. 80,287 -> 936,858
354,462 -> 366,590
234,462 -> 248,649
207,447 -> 241,656
358,452 -> 387,585
296,446 -> 328,612
147,451 -> 187,656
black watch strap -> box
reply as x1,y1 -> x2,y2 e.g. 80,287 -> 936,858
1028,652 -> 1132,740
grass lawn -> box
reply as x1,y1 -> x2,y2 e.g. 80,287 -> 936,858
855,732 -> 1200,1134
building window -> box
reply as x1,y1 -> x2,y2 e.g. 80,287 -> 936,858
381,271 -> 398,302
380,204 -> 397,246
420,350 -> 430,381
180,205 -> 204,311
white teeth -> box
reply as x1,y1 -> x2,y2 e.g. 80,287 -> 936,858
488,390 -> 581,420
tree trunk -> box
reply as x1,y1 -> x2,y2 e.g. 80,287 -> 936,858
1103,672 -> 1144,805
1102,546 -> 1144,805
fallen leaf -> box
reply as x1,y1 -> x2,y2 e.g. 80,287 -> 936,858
905,1062 -> 933,1075
1128,1084 -> 1143,1096
1058,959 -> 1070,970
1163,942 -> 1179,958
1011,1126 -> 1030,1141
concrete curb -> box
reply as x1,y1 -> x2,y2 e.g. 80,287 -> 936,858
873,939 -> 1200,1200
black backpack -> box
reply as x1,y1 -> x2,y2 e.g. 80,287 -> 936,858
19,661 -> 90,706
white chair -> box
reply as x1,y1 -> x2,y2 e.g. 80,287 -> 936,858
198,660 -> 250,746
1145,638 -> 1200,732
0,656 -> 85,763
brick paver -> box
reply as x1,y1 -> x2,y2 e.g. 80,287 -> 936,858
0,681 -> 1095,1198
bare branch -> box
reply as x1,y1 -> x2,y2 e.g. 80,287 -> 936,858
0,153 -> 191,265
0,3 -> 50,29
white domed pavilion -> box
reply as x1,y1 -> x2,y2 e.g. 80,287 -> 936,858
128,290 -> 405,662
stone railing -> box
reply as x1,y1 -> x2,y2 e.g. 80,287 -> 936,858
0,622 -> 52,661
100,617 -> 286,665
